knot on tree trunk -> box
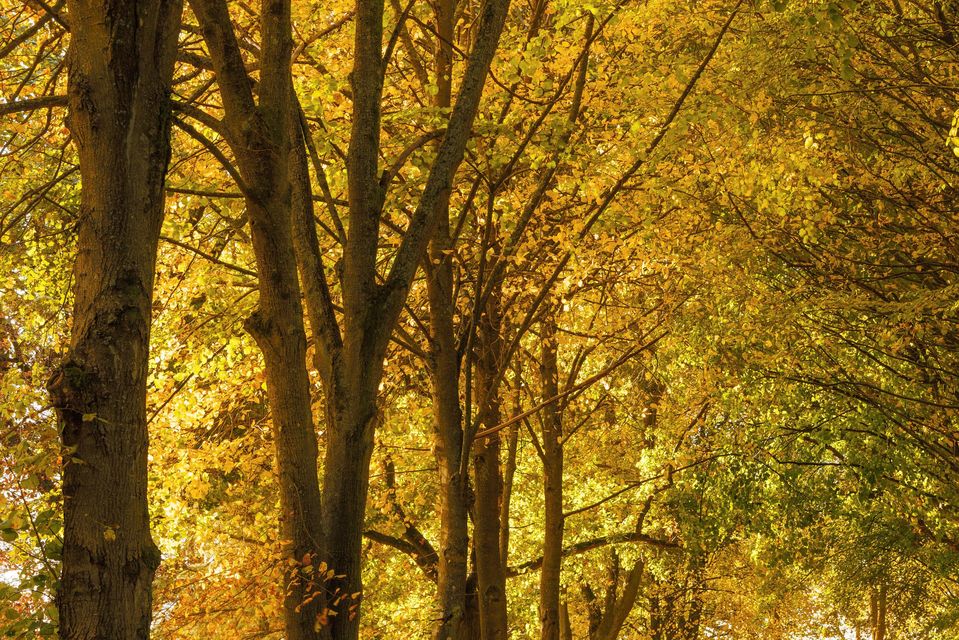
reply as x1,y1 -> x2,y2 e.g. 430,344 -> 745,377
47,359 -> 98,444
244,308 -> 276,350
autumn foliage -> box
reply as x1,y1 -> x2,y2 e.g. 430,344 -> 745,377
1,0 -> 958,639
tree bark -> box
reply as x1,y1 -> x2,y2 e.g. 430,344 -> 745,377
539,310 -> 564,640
871,584 -> 887,640
473,273 -> 509,640
48,2 -> 182,638
424,0 -> 473,636
188,2 -> 328,637
191,1 -> 512,637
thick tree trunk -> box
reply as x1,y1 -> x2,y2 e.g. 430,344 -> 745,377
319,0 -> 387,634
539,312 -> 564,640
48,2 -> 181,638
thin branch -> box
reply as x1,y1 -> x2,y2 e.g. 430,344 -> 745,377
0,94 -> 67,116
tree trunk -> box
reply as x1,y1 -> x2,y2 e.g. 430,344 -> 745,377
463,572 -> 483,640
559,595 -> 573,640
48,2 -> 181,639
870,584 -> 887,640
539,311 -> 563,640
193,1 -> 512,637
322,385 -> 378,639
188,2 -> 329,637
426,0 -> 472,635
473,274 -> 509,640
428,228 -> 471,640
323,0 -> 512,632
473,430 -> 508,640
245,182 -> 329,640
500,420 -> 519,574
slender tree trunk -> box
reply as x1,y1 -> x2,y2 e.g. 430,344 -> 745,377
428,238 -> 470,640
559,595 -> 573,640
473,432 -> 508,640
188,2 -> 328,637
871,584 -> 887,640
464,572 -> 483,640
425,0 -> 473,635
48,2 -> 181,638
650,595 -> 664,640
539,311 -> 564,640
245,184 -> 328,640
596,559 -> 643,640
473,274 -> 509,640
500,420 -> 519,574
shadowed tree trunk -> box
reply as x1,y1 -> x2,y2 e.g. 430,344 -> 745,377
47,1 -> 182,638
539,309 -> 563,640
473,271 -> 509,640
426,0 -> 472,634
315,2 -> 512,637
871,583 -> 887,640
560,595 -> 573,640
187,1 -> 328,637
582,549 -> 645,640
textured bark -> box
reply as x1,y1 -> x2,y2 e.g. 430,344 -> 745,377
539,312 -> 563,640
320,380 -> 379,640
188,2 -> 328,638
425,0 -> 472,636
48,2 -> 182,638
473,277 -> 509,640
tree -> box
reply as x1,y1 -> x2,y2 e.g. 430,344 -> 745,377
3,0 -> 959,638
183,0 -> 512,637
45,1 -> 183,638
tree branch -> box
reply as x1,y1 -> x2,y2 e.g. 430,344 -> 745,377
0,94 -> 67,117
508,530 -> 679,577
